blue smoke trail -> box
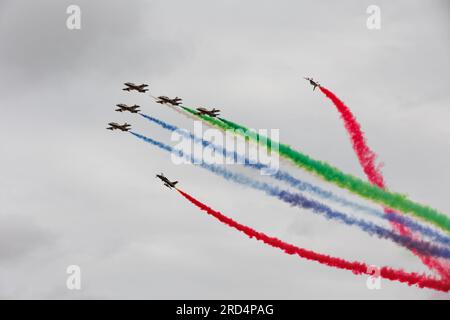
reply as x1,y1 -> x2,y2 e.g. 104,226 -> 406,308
139,113 -> 450,248
130,131 -> 450,259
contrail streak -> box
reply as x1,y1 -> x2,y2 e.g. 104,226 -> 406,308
176,188 -> 450,292
319,85 -> 450,279
130,131 -> 450,259
139,113 -> 450,248
168,105 -> 450,233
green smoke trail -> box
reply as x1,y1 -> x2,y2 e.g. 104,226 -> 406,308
180,105 -> 450,233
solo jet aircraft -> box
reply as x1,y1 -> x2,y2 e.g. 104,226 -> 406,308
155,96 -> 183,106
106,122 -> 131,131
122,82 -> 149,93
303,77 -> 321,91
115,104 -> 141,113
196,107 -> 220,117
156,173 -> 178,189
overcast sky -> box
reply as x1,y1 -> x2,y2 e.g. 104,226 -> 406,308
0,0 -> 449,299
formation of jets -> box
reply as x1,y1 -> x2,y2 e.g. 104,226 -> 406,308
107,122 -> 131,131
304,77 -> 321,91
123,82 -> 149,93
156,173 -> 178,189
196,107 -> 220,117
109,78 -> 321,189
110,84 -> 184,190
155,96 -> 183,106
115,103 -> 141,113
109,83 -> 147,131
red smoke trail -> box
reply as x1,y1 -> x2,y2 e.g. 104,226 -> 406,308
319,86 -> 450,280
319,86 -> 385,188
176,188 -> 450,292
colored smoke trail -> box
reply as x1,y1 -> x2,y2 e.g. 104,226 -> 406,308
319,85 -> 450,279
319,86 -> 409,251
175,188 -> 450,292
140,113 -> 450,248
174,105 -> 450,233
130,131 -> 450,259
319,86 -> 384,188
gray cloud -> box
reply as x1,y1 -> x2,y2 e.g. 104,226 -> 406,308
0,0 -> 449,299
0,0 -> 190,89
0,215 -> 55,262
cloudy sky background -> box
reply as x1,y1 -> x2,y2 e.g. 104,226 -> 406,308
0,0 -> 449,299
